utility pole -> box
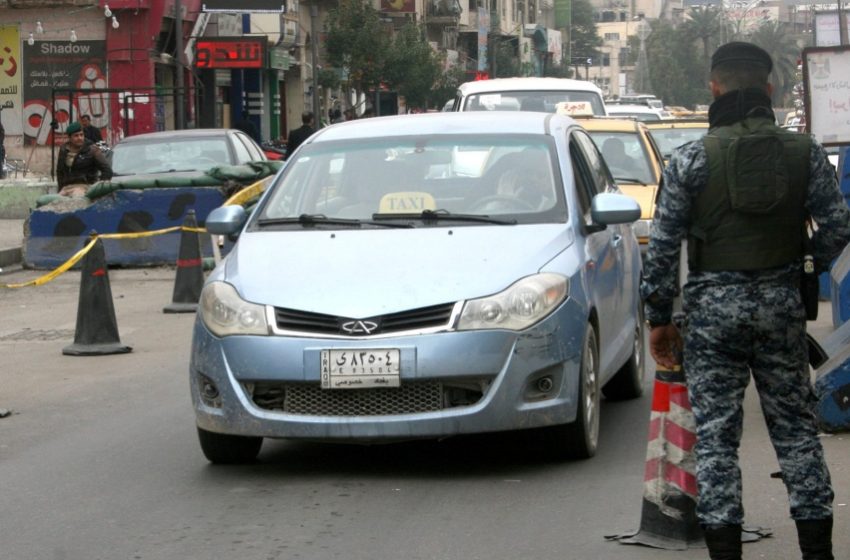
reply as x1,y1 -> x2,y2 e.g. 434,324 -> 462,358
175,0 -> 185,129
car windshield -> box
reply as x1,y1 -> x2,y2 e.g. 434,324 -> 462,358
650,127 -> 708,158
588,131 -> 656,185
111,138 -> 231,175
256,135 -> 566,226
464,90 -> 606,115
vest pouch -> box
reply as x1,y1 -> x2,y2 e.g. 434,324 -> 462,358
726,135 -> 788,214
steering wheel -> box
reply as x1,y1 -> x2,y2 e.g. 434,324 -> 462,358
470,195 -> 537,213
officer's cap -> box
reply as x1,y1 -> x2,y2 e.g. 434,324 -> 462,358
711,41 -> 773,73
66,122 -> 82,135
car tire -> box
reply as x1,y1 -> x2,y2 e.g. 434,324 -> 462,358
197,427 -> 263,464
602,304 -> 646,401
541,324 -> 600,460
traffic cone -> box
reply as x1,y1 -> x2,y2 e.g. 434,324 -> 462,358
606,365 -> 771,549
163,210 -> 204,313
62,236 -> 132,356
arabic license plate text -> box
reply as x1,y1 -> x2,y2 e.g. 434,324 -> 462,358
320,349 -> 401,389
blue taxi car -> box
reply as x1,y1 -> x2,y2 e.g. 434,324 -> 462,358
191,111 -> 644,463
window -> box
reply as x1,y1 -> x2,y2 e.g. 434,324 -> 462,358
604,32 -> 620,41
573,130 -> 613,195
231,134 -> 254,164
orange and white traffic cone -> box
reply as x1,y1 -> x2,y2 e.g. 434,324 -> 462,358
607,365 -> 771,549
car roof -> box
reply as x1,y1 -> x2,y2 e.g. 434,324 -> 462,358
115,128 -> 235,144
644,119 -> 709,129
458,77 -> 604,95
606,104 -> 659,114
308,112 -> 579,143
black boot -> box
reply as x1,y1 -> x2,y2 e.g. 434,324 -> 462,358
796,517 -> 834,560
703,524 -> 742,560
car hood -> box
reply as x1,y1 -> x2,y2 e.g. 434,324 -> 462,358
619,184 -> 657,220
222,225 -> 574,318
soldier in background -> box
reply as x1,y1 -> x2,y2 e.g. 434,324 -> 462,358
641,42 -> 850,560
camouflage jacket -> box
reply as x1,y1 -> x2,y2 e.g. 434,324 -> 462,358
640,136 -> 850,327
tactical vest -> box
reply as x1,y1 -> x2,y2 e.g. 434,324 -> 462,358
688,117 -> 810,272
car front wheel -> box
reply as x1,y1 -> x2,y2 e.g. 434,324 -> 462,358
197,427 -> 263,464
540,324 -> 600,460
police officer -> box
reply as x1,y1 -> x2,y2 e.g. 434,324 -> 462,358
641,42 -> 849,560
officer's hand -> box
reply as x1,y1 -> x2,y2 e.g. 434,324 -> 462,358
648,323 -> 682,370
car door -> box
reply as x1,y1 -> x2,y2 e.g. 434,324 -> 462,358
569,128 -> 626,374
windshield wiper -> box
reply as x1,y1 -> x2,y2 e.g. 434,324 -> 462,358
613,176 -> 649,186
257,214 -> 413,228
372,209 -> 517,225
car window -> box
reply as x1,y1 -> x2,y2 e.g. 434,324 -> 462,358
572,130 -> 612,195
463,90 -> 606,116
257,135 -> 567,225
587,131 -> 655,185
231,133 -> 255,164
649,127 -> 708,158
234,132 -> 265,161
111,137 -> 231,175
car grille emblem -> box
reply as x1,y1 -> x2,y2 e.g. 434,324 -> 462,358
339,320 -> 380,335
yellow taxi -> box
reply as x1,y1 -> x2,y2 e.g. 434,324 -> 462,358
578,117 -> 664,248
645,119 -> 710,164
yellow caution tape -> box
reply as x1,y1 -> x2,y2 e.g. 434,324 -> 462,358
223,178 -> 266,207
2,224 -> 208,289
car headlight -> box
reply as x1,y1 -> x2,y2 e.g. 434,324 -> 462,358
457,273 -> 569,331
632,219 -> 651,240
200,281 -> 269,337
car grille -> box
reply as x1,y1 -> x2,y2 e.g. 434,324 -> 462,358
247,380 -> 488,416
273,302 -> 457,336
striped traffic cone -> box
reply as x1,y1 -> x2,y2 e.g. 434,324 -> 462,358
163,210 -> 204,313
607,365 -> 771,549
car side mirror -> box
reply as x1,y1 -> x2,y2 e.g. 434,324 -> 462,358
587,192 -> 641,233
206,205 -> 248,236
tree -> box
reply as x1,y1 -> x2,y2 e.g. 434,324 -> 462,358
383,24 -> 443,110
683,6 -> 722,76
645,19 -> 712,107
570,0 -> 602,66
325,0 -> 391,96
749,21 -> 800,106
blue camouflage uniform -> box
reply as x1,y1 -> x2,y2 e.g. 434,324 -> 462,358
640,135 -> 850,526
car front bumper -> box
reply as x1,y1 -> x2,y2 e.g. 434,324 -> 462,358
190,299 -> 588,441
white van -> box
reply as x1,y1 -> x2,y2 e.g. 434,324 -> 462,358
453,77 -> 608,116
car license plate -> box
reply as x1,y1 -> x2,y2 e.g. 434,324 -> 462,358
320,349 -> 401,389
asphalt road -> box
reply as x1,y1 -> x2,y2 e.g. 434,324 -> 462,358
0,266 -> 846,560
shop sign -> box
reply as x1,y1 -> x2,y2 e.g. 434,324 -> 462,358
270,48 -> 291,71
195,38 -> 266,69
202,0 -> 286,12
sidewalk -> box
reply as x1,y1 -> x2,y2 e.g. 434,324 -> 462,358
0,218 -> 24,270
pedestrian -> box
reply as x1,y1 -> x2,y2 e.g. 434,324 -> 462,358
285,111 -> 315,158
234,111 -> 261,144
641,41 -> 849,560
80,114 -> 103,144
56,121 -> 113,196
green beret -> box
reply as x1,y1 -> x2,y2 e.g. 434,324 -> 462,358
711,41 -> 773,73
66,122 -> 82,134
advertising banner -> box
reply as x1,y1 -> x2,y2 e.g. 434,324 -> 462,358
380,0 -> 416,12
0,26 -> 23,135
195,38 -> 266,69
555,0 -> 571,30
814,11 -> 850,47
22,41 -> 107,145
478,7 -> 490,73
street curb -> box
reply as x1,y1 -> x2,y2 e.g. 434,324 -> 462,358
0,246 -> 22,268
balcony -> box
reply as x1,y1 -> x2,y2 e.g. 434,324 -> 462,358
427,0 -> 462,25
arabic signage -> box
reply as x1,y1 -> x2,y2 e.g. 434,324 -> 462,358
195,38 -> 266,69
0,26 -> 22,135
23,40 -> 107,145
554,0 -> 571,30
202,0 -> 285,12
814,11 -> 850,47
